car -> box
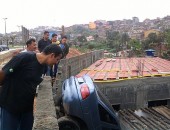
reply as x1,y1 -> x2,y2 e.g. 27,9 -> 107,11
56,75 -> 121,130
0,45 -> 9,51
0,46 -> 3,52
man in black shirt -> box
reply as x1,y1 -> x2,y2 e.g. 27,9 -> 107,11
0,44 -> 63,130
38,31 -> 51,76
38,31 -> 51,52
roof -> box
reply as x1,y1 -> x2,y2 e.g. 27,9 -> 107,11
77,57 -> 170,82
119,106 -> 170,130
66,48 -> 82,59
145,49 -> 155,52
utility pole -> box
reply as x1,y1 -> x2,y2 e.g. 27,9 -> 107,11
3,18 -> 8,46
61,25 -> 65,37
17,25 -> 21,32
17,25 -> 21,44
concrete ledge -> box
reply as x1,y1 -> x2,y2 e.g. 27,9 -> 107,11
33,77 -> 59,130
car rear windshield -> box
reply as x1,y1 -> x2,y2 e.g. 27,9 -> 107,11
96,86 -> 116,113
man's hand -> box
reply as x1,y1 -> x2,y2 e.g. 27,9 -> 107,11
0,70 -> 5,85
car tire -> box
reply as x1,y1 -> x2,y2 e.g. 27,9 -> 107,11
58,116 -> 80,130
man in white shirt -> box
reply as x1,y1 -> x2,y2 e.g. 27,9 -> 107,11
21,38 -> 38,52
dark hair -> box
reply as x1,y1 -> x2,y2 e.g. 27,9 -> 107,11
43,44 -> 63,57
26,38 -> 36,47
52,33 -> 57,38
61,35 -> 67,39
44,31 -> 49,35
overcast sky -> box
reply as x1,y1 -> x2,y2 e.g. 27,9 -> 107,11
0,0 -> 170,33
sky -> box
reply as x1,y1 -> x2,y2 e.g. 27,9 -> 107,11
0,0 -> 170,34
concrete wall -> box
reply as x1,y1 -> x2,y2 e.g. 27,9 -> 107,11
96,77 -> 170,110
33,77 -> 59,130
0,49 -> 22,69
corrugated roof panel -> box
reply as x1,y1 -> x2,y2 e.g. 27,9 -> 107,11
130,71 -> 138,78
88,60 -> 102,70
119,106 -> 170,130
120,59 -> 129,71
76,70 -> 88,77
126,58 -> 138,72
77,57 -> 170,82
103,60 -> 113,70
118,71 -> 129,79
148,58 -> 170,72
94,71 -> 107,80
106,71 -> 117,80
86,70 -> 98,79
94,61 -> 106,71
114,59 -> 120,71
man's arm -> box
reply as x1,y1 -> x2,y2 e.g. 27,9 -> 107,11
65,44 -> 69,56
38,40 -> 42,52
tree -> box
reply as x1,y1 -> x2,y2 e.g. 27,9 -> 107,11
93,34 -> 99,41
121,33 -> 130,49
148,33 -> 158,44
3,35 -> 10,47
141,39 -> 150,50
106,31 -> 121,52
10,35 -> 16,47
128,39 -> 142,56
128,39 -> 141,50
164,29 -> 170,48
88,43 -> 95,50
77,35 -> 87,43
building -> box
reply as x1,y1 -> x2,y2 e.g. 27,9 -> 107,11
133,17 -> 139,24
89,22 -> 96,29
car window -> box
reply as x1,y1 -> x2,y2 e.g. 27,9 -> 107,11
96,86 -> 115,112
98,104 -> 118,126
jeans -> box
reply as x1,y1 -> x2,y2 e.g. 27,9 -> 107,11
50,63 -> 58,78
0,107 -> 34,130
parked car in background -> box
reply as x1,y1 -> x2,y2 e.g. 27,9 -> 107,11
0,45 -> 9,51
56,75 -> 121,130
0,46 -> 3,52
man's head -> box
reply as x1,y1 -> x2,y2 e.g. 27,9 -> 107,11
51,33 -> 57,43
26,38 -> 37,51
42,44 -> 63,66
61,36 -> 67,44
43,31 -> 49,40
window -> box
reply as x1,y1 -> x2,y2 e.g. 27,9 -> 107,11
98,104 -> 118,126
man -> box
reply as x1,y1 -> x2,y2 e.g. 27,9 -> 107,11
0,44 -> 63,130
38,31 -> 51,52
21,38 -> 37,52
51,33 -> 58,44
38,31 -> 51,76
59,35 -> 69,58
50,33 -> 59,80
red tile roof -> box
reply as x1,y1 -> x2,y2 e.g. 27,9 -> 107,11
77,57 -> 170,82
66,48 -> 82,59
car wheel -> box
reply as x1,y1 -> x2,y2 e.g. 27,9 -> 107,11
58,116 -> 80,130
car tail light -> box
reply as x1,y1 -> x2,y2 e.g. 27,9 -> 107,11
80,84 -> 90,100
